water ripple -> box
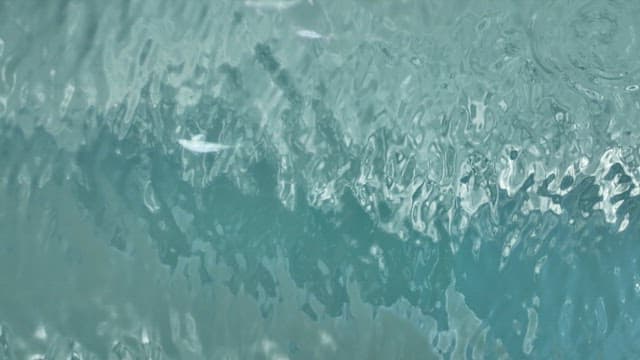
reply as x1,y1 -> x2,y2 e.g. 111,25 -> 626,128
2,0 -> 640,358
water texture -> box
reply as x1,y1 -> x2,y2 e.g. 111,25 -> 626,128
1,0 -> 640,358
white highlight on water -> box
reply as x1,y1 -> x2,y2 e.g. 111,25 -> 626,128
141,327 -> 150,344
244,0 -> 299,10
296,29 -> 323,39
33,324 -> 47,341
178,134 -> 231,153
143,180 -> 160,213
522,307 -> 538,355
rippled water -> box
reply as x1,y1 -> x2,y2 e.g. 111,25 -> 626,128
1,0 -> 640,358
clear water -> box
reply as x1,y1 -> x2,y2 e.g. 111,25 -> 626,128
1,0 -> 640,359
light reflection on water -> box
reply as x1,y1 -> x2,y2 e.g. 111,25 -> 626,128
1,0 -> 640,358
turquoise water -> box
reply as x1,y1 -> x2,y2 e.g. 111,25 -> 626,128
1,0 -> 640,358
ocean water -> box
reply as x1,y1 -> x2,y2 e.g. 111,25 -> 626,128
1,0 -> 640,358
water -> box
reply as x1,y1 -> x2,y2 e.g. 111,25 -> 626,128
1,0 -> 640,358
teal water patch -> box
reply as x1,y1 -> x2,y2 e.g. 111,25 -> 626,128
2,0 -> 640,358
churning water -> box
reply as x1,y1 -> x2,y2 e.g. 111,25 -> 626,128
1,0 -> 640,359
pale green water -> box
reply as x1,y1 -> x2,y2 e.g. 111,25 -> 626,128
1,0 -> 640,359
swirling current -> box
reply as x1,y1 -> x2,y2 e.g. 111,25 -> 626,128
1,0 -> 640,359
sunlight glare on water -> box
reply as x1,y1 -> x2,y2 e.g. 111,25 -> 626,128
1,0 -> 640,358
